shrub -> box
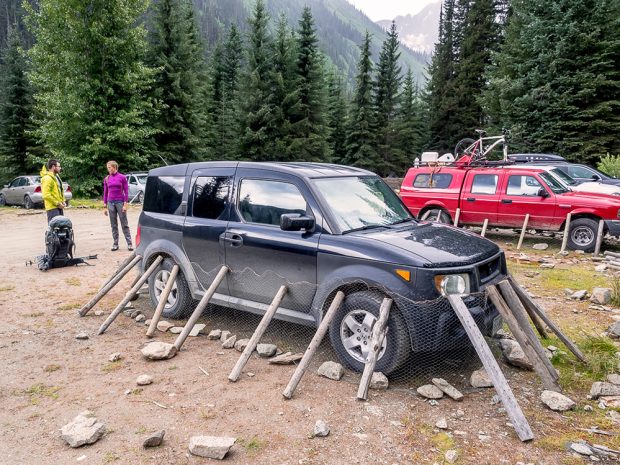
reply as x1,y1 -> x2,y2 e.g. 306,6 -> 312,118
597,154 -> 620,178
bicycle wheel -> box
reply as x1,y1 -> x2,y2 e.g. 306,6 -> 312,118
454,138 -> 477,160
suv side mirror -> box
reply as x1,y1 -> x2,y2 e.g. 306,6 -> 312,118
280,213 -> 315,231
538,188 -> 549,198
591,174 -> 601,181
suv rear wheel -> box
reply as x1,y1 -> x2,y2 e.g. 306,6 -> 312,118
421,208 -> 451,224
328,291 -> 410,375
567,218 -> 599,252
148,258 -> 194,319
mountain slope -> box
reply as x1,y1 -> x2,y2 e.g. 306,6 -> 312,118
377,1 -> 440,55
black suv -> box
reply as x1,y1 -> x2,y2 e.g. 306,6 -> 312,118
137,162 -> 506,374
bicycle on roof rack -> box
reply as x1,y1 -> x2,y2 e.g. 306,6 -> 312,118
454,128 -> 510,166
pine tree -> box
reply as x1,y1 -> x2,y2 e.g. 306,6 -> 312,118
393,69 -> 428,170
344,32 -> 379,171
26,0 -> 157,195
325,70 -> 348,163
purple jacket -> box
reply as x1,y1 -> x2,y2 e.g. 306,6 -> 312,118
103,172 -> 128,204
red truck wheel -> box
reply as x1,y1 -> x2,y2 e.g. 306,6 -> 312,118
567,218 -> 598,252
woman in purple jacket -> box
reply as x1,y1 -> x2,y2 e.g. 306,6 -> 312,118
103,161 -> 133,251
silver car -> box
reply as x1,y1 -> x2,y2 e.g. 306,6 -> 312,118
127,172 -> 147,203
0,175 -> 72,209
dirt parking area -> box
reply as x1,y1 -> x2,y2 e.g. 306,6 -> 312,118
0,206 -> 619,464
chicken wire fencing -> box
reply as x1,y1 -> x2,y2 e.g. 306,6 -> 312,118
151,262 -> 504,388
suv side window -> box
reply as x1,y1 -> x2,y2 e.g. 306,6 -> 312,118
471,174 -> 498,194
568,166 -> 595,179
238,179 -> 307,226
413,173 -> 452,188
192,176 -> 232,220
506,175 -> 542,196
143,176 -> 185,215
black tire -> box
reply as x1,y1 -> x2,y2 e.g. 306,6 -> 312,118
567,218 -> 599,252
136,191 -> 143,203
23,195 -> 34,210
454,137 -> 477,159
65,199 -> 70,207
421,208 -> 451,224
0,194 -> 6,206
328,291 -> 411,375
148,257 -> 194,319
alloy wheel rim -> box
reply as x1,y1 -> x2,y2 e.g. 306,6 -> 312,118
154,270 -> 178,309
571,226 -> 594,246
339,309 -> 387,363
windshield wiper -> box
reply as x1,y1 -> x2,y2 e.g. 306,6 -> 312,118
389,218 -> 415,226
343,224 -> 389,234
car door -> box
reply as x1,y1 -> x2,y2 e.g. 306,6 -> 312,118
459,172 -> 500,224
225,168 -> 320,312
127,175 -> 137,199
182,167 -> 235,292
8,177 -> 25,204
497,172 -> 556,228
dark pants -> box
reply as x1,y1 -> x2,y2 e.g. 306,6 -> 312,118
107,201 -> 132,246
47,208 -> 64,223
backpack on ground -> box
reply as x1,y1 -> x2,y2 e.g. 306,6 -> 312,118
36,216 -> 94,271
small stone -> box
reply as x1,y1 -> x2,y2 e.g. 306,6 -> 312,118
591,288 -> 612,305
220,330 -> 231,342
595,264 -> 608,272
129,310 -> 141,319
313,420 -> 330,437
125,302 -> 134,309
207,329 -> 221,340
370,372 -> 389,390
188,436 -> 236,459
75,332 -> 89,340
143,430 -> 165,448
470,368 -> 493,388
590,382 -> 620,399
141,342 -> 177,360
540,390 -> 575,411
584,405 -> 593,411
570,442 -> 593,456
540,263 -> 555,269
144,319 -> 151,326
246,372 -> 255,377
571,290 -> 588,300
135,314 -> 145,323
169,327 -> 183,334
256,343 -> 277,358
547,345 -> 558,352
500,339 -> 533,369
432,378 -> 463,401
532,243 -> 549,250
136,375 -> 153,386
94,310 -> 104,316
435,418 -> 448,429
428,399 -> 439,406
445,449 -> 458,464
157,321 -> 174,332
417,384 -> 444,399
607,322 -> 620,339
222,335 -> 237,349
608,374 -> 620,385
268,352 -> 303,364
317,361 -> 344,380
108,353 -> 121,362
189,323 -> 206,337
234,338 -> 250,352
60,411 -> 106,448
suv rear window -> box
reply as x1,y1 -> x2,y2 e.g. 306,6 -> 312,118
192,176 -> 231,220
143,176 -> 184,215
238,179 -> 307,226
413,173 -> 452,188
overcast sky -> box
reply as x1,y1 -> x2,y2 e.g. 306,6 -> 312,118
346,0 -> 440,21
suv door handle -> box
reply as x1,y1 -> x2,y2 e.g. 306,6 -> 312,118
221,232 -> 243,247
501,199 -> 512,204
466,197 -> 476,202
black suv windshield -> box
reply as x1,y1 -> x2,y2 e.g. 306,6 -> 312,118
549,168 -> 577,186
539,172 -> 569,194
312,176 -> 413,232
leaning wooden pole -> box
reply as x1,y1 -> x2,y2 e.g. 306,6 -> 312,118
447,294 -> 534,442
79,255 -> 142,317
357,298 -> 392,401
516,214 -> 530,250
97,256 -> 163,335
506,276 -> 548,339
146,264 -> 179,338
593,219 -> 605,256
560,213 -> 572,253
481,219 -> 489,237
174,265 -> 229,351
453,208 -> 461,227
283,291 -> 345,400
229,286 -> 287,382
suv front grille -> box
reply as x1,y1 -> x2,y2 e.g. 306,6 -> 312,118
477,255 -> 501,285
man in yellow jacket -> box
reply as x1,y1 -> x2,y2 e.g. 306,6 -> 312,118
40,159 -> 66,223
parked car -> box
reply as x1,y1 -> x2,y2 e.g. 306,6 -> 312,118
127,172 -> 148,203
549,163 -> 620,187
0,175 -> 72,209
136,162 -> 507,374
400,164 -> 620,251
528,165 -> 620,196
508,153 -> 566,163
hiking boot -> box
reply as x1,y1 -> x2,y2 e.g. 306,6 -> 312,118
127,245 -> 134,251
111,244 -> 119,251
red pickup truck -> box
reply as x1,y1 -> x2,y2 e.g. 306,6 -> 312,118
400,165 -> 620,251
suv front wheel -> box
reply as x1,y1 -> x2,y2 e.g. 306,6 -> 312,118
328,291 -> 410,375
567,218 -> 599,252
148,257 -> 194,319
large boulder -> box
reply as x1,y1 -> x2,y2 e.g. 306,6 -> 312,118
590,382 -> 620,399
591,288 -> 612,305
60,411 -> 106,448
540,390 -> 575,411
470,368 -> 493,388
607,322 -> 620,339
141,342 -> 177,360
188,436 -> 235,459
417,384 -> 444,399
317,361 -> 344,380
500,339 -> 533,369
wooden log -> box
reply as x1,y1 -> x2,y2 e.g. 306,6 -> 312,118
506,276 -> 548,339
487,286 -> 560,392
508,276 -> 587,364
605,259 -> 620,266
357,298 -> 392,401
516,214 -> 530,250
560,213 -> 572,253
496,282 -> 561,386
447,294 -> 534,442
97,256 -> 163,335
594,219 -> 605,256
454,208 -> 461,227
98,252 -> 137,291
174,265 -> 228,351
228,285 -> 287,382
420,210 -> 431,221
604,250 -> 620,259
481,219 -> 489,237
79,254 -> 142,317
282,291 -> 345,400
606,263 -> 620,271
146,264 -> 179,338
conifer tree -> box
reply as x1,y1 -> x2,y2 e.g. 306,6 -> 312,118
394,69 -> 428,168
325,70 -> 348,163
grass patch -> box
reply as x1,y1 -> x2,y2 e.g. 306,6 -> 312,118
103,452 -> 119,463
27,312 -> 44,318
611,276 -> 620,307
238,436 -> 265,453
19,383 -> 60,405
43,364 -> 61,373
102,360 -> 123,373
509,262 -> 609,296
68,198 -> 102,209
135,425 -> 148,434
57,302 -> 80,311
0,285 -> 15,292
65,277 -> 81,286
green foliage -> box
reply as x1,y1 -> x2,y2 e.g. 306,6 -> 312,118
598,154 -> 620,179
325,70 -> 349,163
393,70 -> 428,168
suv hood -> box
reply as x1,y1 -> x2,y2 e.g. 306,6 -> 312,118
362,222 -> 500,268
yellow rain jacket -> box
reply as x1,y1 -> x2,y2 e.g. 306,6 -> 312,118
40,165 -> 65,211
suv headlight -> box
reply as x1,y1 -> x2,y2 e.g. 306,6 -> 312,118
434,274 -> 470,296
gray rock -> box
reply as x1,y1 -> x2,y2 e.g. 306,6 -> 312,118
207,329 -> 221,340
590,382 -> 620,399
547,345 -> 558,352
136,374 -> 153,386
417,384 -> 444,399
500,339 -> 533,369
370,372 -> 389,390
141,342 -> 177,360
313,420 -> 330,437
129,310 -> 141,319
540,263 -> 555,269
540,390 -> 575,411
189,323 -> 206,337
435,418 -> 448,429
571,290 -> 588,300
188,436 -> 236,459
157,321 -> 174,332
269,352 -> 303,365
609,322 -> 620,339
234,338 -> 250,352
445,449 -> 458,464
60,411 -> 106,448
591,288 -> 612,305
220,330 -> 231,342
222,335 -> 237,349
94,310 -> 104,316
135,314 -> 145,323
570,442 -> 593,456
432,378 -> 463,401
256,343 -> 277,358
169,326 -> 183,334
470,368 -> 493,388
595,264 -> 608,272
108,352 -> 121,362
143,430 -> 165,448
317,361 -> 344,380
532,243 -> 549,250
75,332 -> 89,340
607,374 -> 620,385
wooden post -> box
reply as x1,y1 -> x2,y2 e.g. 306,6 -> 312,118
593,219 -> 605,256
174,265 -> 228,351
506,276 -> 548,339
516,214 -> 530,250
481,219 -> 489,237
98,252 -> 137,291
560,213 -> 572,253
79,255 -> 142,317
283,291 -> 345,399
447,294 -> 534,442
604,251 -> 620,259
97,256 -> 163,335
228,286 -> 287,382
357,298 -> 392,401
420,210 -> 431,221
508,276 -> 587,364
146,264 -> 179,338
453,208 -> 461,227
